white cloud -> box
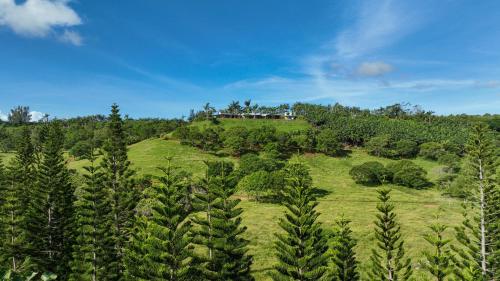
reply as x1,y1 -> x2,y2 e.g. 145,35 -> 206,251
335,0 -> 421,59
58,29 -> 82,45
0,0 -> 82,44
0,110 -> 8,121
30,111 -> 45,122
356,61 -> 394,77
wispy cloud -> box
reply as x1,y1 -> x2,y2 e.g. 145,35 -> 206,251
0,0 -> 83,45
295,0 -> 430,100
356,61 -> 394,77
58,29 -> 82,46
475,80 -> 500,89
335,0 -> 421,59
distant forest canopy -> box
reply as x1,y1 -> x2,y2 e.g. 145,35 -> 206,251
1,102 -> 499,158
0,106 -> 185,155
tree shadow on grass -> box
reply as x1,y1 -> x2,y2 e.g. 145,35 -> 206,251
311,187 -> 331,198
249,187 -> 331,204
335,149 -> 353,158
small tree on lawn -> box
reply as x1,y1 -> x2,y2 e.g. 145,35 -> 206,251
369,189 -> 412,281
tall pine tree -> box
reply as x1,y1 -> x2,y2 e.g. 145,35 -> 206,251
26,121 -> 75,278
192,161 -> 254,280
369,189 -> 412,281
270,163 -> 329,281
100,104 -> 138,280
69,145 -> 111,281
451,124 -> 498,281
0,127 -> 35,272
331,216 -> 359,281
125,159 -> 195,280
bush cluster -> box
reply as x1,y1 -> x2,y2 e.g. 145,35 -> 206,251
350,160 -> 430,189
174,125 -> 344,158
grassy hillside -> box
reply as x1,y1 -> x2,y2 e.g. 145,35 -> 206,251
191,118 -> 311,132
66,135 -> 461,280
68,138 -> 236,177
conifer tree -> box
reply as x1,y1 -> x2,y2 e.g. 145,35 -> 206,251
450,124 -> 498,281
0,126 -> 35,272
369,189 -> 412,281
331,216 -> 359,281
0,157 -> 7,259
270,163 -> 329,281
26,121 -> 75,278
12,126 -> 35,210
422,217 -> 452,281
192,161 -> 254,280
190,169 -> 218,279
100,104 -> 138,280
125,159 -> 195,280
69,146 -> 111,281
451,204 -> 484,281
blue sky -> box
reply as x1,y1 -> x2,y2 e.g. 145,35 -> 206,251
1,0 -> 499,120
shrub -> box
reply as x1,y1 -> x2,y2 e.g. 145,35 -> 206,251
238,170 -> 272,200
69,140 -> 92,159
419,142 -> 445,160
316,129 -> 342,156
237,153 -> 284,177
387,160 -> 429,189
349,161 -> 388,186
248,125 -> 276,149
393,139 -> 419,158
365,135 -> 391,157
437,152 -> 461,173
201,126 -> 224,152
223,126 -> 250,156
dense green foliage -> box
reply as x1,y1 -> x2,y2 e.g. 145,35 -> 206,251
349,161 -> 389,186
26,122 -> 75,278
350,160 -> 429,189
0,113 -> 184,157
451,124 -> 499,280
0,127 -> 34,272
99,105 -> 139,281
387,160 -> 430,189
125,160 -> 195,280
191,161 -> 254,280
69,150 -> 110,281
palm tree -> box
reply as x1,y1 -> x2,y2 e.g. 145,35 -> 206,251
203,102 -> 215,119
244,100 -> 251,113
227,101 -> 241,115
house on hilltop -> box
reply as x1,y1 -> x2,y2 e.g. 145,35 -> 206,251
213,111 -> 296,120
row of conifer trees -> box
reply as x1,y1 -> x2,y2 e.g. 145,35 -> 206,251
0,104 -> 498,280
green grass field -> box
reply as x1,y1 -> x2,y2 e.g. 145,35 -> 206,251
4,119 -> 463,280
191,118 -> 311,132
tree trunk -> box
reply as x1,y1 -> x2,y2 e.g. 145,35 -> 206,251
478,159 -> 487,277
